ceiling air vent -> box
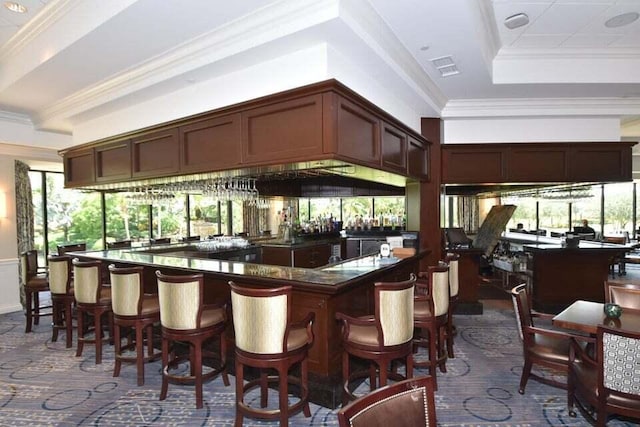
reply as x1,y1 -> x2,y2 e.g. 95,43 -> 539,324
430,55 -> 460,77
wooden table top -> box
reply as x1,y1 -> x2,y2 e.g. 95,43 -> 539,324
552,300 -> 640,334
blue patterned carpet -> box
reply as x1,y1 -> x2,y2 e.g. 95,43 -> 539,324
0,302 -> 637,426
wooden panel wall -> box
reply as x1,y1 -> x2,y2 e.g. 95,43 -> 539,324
180,114 -> 241,173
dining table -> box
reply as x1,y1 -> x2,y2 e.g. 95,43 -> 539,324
552,300 -> 640,335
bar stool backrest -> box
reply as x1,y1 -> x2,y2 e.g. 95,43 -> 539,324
109,265 -> 144,316
230,284 -> 289,354
446,254 -> 460,298
431,266 -> 450,317
48,255 -> 72,295
58,243 -> 87,255
376,274 -> 416,346
156,272 -> 203,330
73,259 -> 102,304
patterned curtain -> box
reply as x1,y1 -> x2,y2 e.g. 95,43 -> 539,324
242,202 -> 268,236
458,196 -> 479,234
15,160 -> 34,310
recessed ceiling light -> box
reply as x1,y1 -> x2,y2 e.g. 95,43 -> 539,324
4,1 -> 27,13
605,12 -> 639,28
504,13 -> 529,30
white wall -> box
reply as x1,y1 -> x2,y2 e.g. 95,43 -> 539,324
443,117 -> 621,143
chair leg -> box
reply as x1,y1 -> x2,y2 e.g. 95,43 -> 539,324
193,341 -> 203,409
519,358 -> 532,394
220,334 -> 230,386
76,309 -> 85,357
160,337 -> 169,401
25,289 -> 33,333
234,359 -> 244,427
342,350 -> 350,406
260,371 -> 268,408
301,357 -> 311,417
136,323 -> 145,386
438,324 -> 447,373
33,292 -> 40,325
64,300 -> 73,348
94,310 -> 103,364
278,364 -> 289,427
113,323 -> 122,377
52,300 -> 60,342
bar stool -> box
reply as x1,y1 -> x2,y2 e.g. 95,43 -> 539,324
156,271 -> 229,409
336,274 -> 415,405
48,255 -> 75,348
57,243 -> 86,255
21,250 -> 52,333
229,282 -> 315,427
413,265 -> 449,389
109,265 -> 161,386
73,258 -> 113,364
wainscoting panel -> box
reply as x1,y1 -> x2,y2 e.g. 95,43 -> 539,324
0,258 -> 21,314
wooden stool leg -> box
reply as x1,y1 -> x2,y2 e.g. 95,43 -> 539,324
33,292 -> 40,325
113,322 -> 122,377
234,359 -> 244,427
135,324 -> 145,386
76,309 -> 85,357
25,289 -> 33,333
194,341 -> 203,409
94,310 -> 103,364
302,357 -> 311,417
160,337 -> 169,401
260,371 -> 268,408
65,301 -> 73,348
278,364 -> 289,427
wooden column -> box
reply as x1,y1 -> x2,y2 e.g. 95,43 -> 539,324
420,118 -> 443,267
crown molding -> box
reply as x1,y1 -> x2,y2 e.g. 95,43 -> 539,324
0,110 -> 32,125
474,0 -> 501,73
0,0 -> 81,62
442,97 -> 640,118
34,0 -> 341,129
0,142 -> 60,159
496,47 -> 640,61
339,0 -> 447,112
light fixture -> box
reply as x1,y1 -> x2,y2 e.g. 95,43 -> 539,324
3,1 -> 27,13
0,191 -> 7,219
605,12 -> 639,28
504,13 -> 529,30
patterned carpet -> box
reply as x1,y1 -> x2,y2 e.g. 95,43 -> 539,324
0,301 -> 637,426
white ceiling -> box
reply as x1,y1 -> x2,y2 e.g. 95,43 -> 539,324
0,0 -> 639,148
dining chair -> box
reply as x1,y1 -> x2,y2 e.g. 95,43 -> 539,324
568,325 -> 640,426
337,376 -> 437,427
603,281 -> 640,309
57,243 -> 87,255
336,275 -> 415,405
156,271 -> 229,409
511,283 -> 575,394
150,237 -> 171,245
48,255 -> 75,347
106,240 -> 132,249
229,281 -> 315,426
21,250 -> 52,333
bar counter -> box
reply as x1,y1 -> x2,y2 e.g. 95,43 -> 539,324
70,243 -> 426,408
500,232 -> 631,313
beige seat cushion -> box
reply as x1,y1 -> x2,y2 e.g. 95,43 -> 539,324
286,326 -> 310,351
200,307 -> 225,328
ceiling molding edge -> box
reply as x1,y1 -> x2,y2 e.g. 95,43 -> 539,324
496,47 -> 640,61
32,0 -> 341,130
0,142 -> 60,159
0,110 -> 32,125
339,0 -> 447,112
0,0 -> 81,62
473,0 -> 501,74
442,97 -> 640,118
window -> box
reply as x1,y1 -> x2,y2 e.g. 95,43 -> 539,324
190,195 -> 220,237
502,196 -> 537,231
604,182 -> 633,236
105,192 -> 150,244
151,195 -> 187,241
572,185 -> 601,234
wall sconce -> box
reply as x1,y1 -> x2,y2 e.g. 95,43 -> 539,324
0,191 -> 7,219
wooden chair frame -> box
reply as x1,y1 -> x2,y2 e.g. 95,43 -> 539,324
22,250 -> 52,333
48,255 -> 75,348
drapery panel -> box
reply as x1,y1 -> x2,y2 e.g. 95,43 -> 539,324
15,160 -> 34,310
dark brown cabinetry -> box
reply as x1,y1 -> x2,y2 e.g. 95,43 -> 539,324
179,114 -> 241,173
132,128 -> 180,179
64,148 -> 95,187
95,140 -> 131,182
262,243 -> 332,268
60,80 -> 430,188
381,121 -> 407,174
442,142 -> 634,184
242,94 -> 324,164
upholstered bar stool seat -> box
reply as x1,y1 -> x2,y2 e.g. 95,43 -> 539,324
336,274 -> 416,405
229,282 -> 315,427
48,255 -> 75,348
73,258 -> 113,364
110,265 -> 161,386
445,253 -> 460,358
156,271 -> 229,409
22,250 -> 52,333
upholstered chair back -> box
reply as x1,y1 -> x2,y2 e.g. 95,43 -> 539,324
337,376 -> 437,427
109,265 -> 144,316
446,255 -> 459,298
156,271 -> 203,330
431,266 -> 450,317
230,283 -> 289,354
21,250 -> 41,285
73,259 -> 102,304
48,255 -> 72,295
375,274 -> 416,347
600,326 -> 640,396
58,243 -> 86,255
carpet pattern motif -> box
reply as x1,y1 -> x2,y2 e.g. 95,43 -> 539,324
0,306 -> 637,426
